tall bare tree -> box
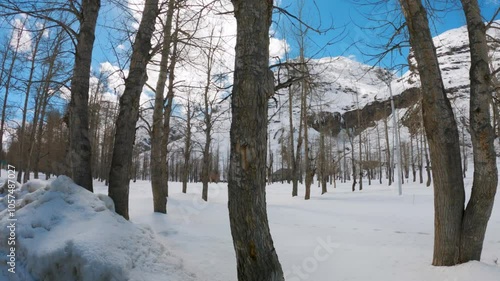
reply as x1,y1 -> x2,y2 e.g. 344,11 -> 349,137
68,0 -> 101,192
228,0 -> 284,280
399,0 -> 465,265
0,22 -> 23,178
109,0 -> 160,220
399,0 -> 498,265
200,28 -> 223,201
181,95 -> 195,193
17,21 -> 44,182
458,0 -> 498,263
151,0 -> 176,214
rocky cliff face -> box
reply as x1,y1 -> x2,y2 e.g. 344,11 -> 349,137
275,21 -> 500,139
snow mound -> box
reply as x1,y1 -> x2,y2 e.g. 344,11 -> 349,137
0,178 -> 21,195
0,176 -> 196,281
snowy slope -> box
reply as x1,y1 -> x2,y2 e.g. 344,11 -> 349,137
404,20 -> 500,118
266,21 -> 500,164
0,176 -> 196,281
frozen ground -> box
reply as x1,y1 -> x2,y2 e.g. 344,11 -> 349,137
1,170 -> 499,280
93,174 -> 500,281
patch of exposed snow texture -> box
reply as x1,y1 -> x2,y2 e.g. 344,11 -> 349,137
0,176 -> 196,281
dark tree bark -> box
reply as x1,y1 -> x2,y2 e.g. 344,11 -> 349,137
399,0 -> 465,266
181,98 -> 194,193
417,129 -> 423,184
319,130 -> 327,194
108,0 -> 159,220
423,133 -> 431,187
398,0 -> 500,266
459,0 -> 498,263
290,81 -> 302,196
150,0 -> 176,214
383,117 -> 392,186
68,0 -> 100,192
162,19 -> 180,198
228,0 -> 284,280
200,30 -> 220,201
349,131 -> 357,192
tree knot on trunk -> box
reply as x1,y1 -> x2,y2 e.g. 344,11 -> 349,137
249,240 -> 257,261
236,141 -> 254,171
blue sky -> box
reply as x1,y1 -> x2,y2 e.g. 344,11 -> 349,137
88,0 -> 500,76
277,0 -> 500,73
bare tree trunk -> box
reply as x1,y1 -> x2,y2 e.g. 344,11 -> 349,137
109,0 -> 159,220
303,103 -> 312,199
399,0 -> 465,266
0,44 -> 8,178
228,1 -> 284,280
342,137 -> 347,183
376,123 -> 383,184
182,98 -> 193,193
459,0 -> 498,263
151,0 -> 176,213
33,98 -> 49,178
365,136 -> 372,186
461,122 -> 468,178
383,118 -> 392,186
417,129 -> 423,184
319,130 -> 327,194
17,28 -> 42,182
358,131 -> 363,191
301,68 -> 312,200
162,20 -> 180,198
411,134 -> 416,182
290,82 -> 301,196
423,133 -> 431,187
350,132 -> 357,192
24,91 -> 42,183
201,28 -> 219,201
68,0 -> 100,192
201,126 -> 211,201
32,30 -> 64,180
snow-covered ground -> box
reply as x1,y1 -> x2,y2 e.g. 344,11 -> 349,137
96,176 -> 499,281
1,170 -> 500,280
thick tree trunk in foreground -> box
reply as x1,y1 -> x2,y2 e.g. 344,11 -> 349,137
68,0 -> 100,192
459,0 -> 498,263
109,0 -> 159,220
399,0 -> 465,266
228,1 -> 284,280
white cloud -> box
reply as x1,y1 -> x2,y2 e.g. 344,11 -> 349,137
270,37 -> 290,59
127,0 -> 146,30
10,16 -> 32,53
100,61 -> 127,97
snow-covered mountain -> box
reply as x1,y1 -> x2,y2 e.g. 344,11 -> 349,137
267,20 -> 500,159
